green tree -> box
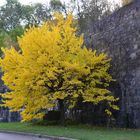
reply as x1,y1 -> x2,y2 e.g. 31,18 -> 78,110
76,0 -> 112,33
50,0 -> 67,14
0,0 -> 22,31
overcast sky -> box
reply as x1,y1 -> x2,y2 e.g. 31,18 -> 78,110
0,0 -> 121,6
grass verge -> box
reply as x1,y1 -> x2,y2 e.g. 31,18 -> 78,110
0,122 -> 139,140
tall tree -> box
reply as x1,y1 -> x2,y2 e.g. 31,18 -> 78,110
50,0 -> 67,14
0,0 -> 68,56
76,0 -> 112,32
0,14 -> 118,122
0,0 -> 23,31
22,3 -> 52,27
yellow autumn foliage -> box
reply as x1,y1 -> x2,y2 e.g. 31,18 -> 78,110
0,13 -> 118,122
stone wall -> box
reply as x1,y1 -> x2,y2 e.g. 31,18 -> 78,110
86,0 -> 140,128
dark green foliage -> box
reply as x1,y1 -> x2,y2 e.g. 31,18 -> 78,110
0,30 -> 9,48
50,0 -> 67,14
0,0 -> 22,31
9,26 -> 24,42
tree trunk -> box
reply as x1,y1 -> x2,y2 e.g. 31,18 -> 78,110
58,99 -> 65,124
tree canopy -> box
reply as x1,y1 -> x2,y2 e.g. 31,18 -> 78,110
0,13 -> 118,122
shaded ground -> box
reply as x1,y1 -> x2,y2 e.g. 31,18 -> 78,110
0,123 -> 140,140
0,133 -> 49,140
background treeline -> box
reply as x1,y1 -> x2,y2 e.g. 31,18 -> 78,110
0,0 -> 120,55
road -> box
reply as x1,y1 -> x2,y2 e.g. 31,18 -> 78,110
0,133 -> 50,140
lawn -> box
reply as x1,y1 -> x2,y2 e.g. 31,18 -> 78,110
0,122 -> 139,140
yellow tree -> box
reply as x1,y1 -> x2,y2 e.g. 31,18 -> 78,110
0,13 -> 118,122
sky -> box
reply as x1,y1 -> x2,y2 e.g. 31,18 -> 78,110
0,0 -> 121,6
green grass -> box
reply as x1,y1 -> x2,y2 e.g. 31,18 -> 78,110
0,123 -> 140,140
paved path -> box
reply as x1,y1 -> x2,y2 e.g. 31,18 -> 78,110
0,133 -> 50,140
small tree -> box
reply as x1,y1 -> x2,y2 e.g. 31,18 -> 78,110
0,13 -> 118,122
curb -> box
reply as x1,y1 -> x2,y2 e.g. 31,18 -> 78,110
0,130 -> 77,140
